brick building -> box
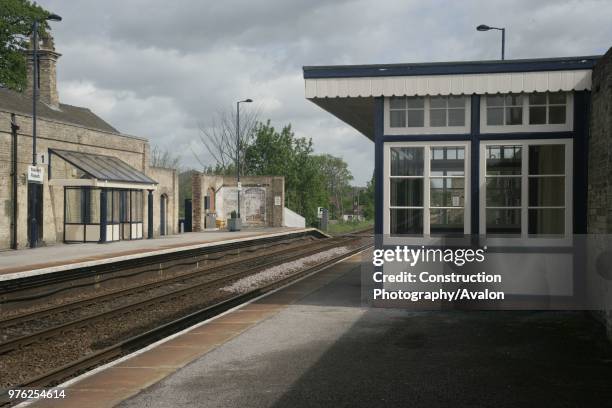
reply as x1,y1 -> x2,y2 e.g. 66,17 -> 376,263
191,173 -> 286,230
0,34 -> 178,249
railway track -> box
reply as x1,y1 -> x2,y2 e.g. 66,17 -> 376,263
0,236 -> 355,352
0,230 -> 372,404
0,229 -> 329,302
0,235 -> 345,327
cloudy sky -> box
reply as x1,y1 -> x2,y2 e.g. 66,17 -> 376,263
40,0 -> 611,185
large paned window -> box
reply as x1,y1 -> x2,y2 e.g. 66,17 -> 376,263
131,190 -> 144,222
389,97 -> 425,128
430,96 -> 466,127
65,188 -> 100,224
481,92 -> 572,133
386,96 -> 469,134
65,188 -> 83,224
486,94 -> 523,126
484,145 -> 522,235
528,144 -> 566,235
390,147 -> 424,235
430,147 -> 465,235
481,140 -> 571,239
528,92 -> 567,125
388,143 -> 468,237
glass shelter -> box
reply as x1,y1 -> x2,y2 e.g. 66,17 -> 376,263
49,149 -> 157,243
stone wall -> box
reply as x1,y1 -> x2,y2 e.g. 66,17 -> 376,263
0,110 -> 178,249
191,172 -> 204,231
148,166 -> 179,236
191,173 -> 285,230
587,46 -> 612,340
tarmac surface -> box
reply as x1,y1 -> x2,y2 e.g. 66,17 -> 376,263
117,256 -> 612,408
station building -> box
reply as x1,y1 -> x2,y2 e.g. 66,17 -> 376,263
303,53 -> 612,243
304,48 -> 612,307
0,35 -> 178,250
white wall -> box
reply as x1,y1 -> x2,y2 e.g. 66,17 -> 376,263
283,207 -> 305,228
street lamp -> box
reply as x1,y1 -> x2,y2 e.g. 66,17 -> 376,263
29,13 -> 62,248
476,24 -> 505,60
236,98 -> 253,219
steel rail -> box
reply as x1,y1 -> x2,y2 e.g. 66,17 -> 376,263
0,230 -> 328,294
0,236 -> 348,329
0,237 -> 359,355
15,241 -> 371,395
0,234 -> 322,305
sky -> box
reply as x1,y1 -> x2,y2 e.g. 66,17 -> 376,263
38,0 -> 612,185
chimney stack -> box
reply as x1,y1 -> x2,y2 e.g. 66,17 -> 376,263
25,33 -> 61,109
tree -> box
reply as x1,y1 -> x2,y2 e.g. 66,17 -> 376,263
312,154 -> 353,219
243,121 -> 327,226
150,145 -> 181,169
194,106 -> 260,175
0,0 -> 50,91
360,171 -> 375,220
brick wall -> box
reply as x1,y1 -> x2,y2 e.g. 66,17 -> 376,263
148,166 -> 179,236
191,172 -> 204,231
191,173 -> 285,229
587,46 -> 612,340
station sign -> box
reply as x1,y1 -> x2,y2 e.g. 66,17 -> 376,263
27,165 -> 44,184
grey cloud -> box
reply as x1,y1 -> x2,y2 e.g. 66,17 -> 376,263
40,0 -> 612,184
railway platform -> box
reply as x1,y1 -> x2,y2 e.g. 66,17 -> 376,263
20,249 -> 612,408
0,228 -> 317,280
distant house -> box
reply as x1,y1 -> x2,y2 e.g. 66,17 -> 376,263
0,34 -> 178,249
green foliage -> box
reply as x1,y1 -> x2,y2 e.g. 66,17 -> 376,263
327,219 -> 374,235
312,154 -> 353,219
244,121 -> 328,226
0,0 -> 50,90
196,118 -> 372,227
360,171 -> 375,220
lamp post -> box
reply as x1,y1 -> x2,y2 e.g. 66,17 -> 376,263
476,24 -> 505,60
29,13 -> 62,249
235,98 -> 253,219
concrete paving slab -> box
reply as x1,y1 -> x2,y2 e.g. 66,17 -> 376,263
117,346 -> 211,369
118,262 -> 612,408
30,389 -> 130,408
211,310 -> 278,325
71,367 -> 175,391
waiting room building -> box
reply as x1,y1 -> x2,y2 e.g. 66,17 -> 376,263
0,34 -> 178,249
303,55 -> 600,244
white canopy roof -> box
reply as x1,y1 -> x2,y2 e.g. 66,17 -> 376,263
305,69 -> 592,99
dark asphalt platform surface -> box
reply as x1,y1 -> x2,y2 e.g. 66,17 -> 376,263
121,261 -> 612,408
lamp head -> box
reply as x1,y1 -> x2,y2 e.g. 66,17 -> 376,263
47,13 -> 62,22
476,24 -> 491,31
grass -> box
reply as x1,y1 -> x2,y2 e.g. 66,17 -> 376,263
326,219 -> 374,235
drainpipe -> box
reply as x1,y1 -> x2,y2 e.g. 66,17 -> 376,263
10,114 -> 19,249
148,189 -> 154,239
